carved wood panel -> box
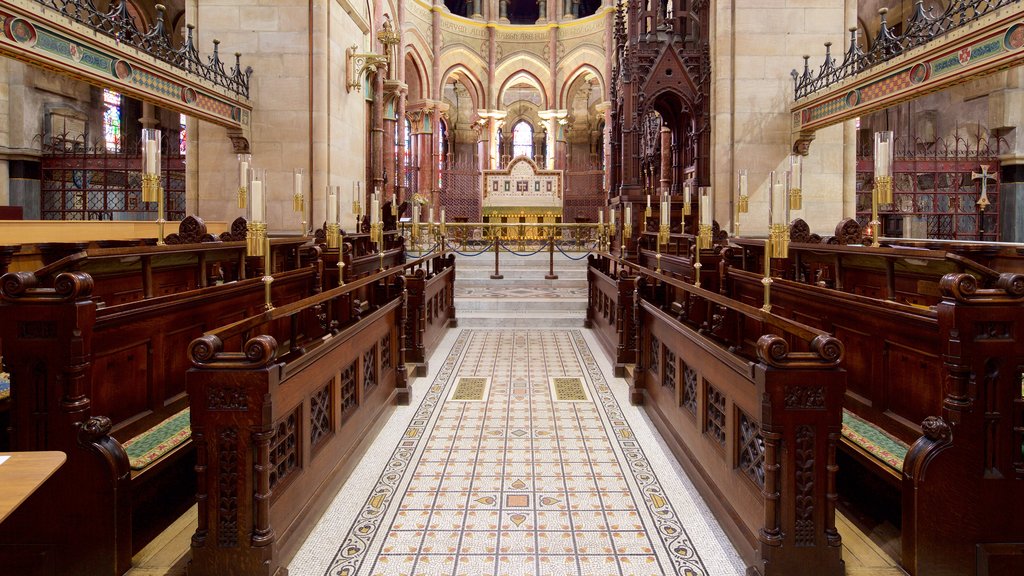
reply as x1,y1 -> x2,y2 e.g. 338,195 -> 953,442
310,381 -> 333,452
269,408 -> 300,491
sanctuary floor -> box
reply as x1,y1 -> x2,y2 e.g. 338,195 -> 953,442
127,327 -> 903,576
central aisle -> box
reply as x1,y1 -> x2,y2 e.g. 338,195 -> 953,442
290,329 -> 745,576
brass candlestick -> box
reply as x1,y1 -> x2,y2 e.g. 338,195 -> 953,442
789,187 -> 802,211
237,186 -> 247,209
337,231 -> 345,286
262,231 -> 273,311
761,238 -> 773,313
156,186 -> 166,246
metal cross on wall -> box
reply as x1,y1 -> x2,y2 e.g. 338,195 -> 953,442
972,165 -> 997,210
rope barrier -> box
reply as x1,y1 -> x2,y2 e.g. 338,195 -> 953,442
496,240 -> 549,257
443,240 -> 495,257
555,241 -> 600,260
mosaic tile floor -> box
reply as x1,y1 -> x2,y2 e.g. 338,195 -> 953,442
290,329 -> 744,576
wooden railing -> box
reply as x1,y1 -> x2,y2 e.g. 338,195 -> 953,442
591,253 -> 846,576
185,252 -> 456,576
404,254 -> 456,370
585,254 -> 635,377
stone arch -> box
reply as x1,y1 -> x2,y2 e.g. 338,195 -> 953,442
497,69 -> 549,111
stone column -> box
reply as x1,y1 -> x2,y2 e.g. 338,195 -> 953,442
396,89 -> 407,203
538,110 -> 567,170
660,125 -> 672,194
371,72 -> 385,196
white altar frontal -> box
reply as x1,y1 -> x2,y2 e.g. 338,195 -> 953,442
482,157 -> 563,222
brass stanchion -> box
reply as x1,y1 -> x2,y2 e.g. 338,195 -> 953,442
546,232 -> 558,280
490,231 -> 503,280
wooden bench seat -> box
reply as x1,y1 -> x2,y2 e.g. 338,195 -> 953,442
0,228 -> 323,576
840,409 -> 909,485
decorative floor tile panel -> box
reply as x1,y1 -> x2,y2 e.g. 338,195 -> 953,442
292,329 -> 743,576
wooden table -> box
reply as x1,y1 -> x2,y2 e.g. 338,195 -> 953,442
0,452 -> 66,524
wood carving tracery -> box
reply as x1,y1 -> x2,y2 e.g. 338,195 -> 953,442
794,425 -> 816,547
217,426 -> 239,548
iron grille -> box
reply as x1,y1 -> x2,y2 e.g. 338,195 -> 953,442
41,140 -> 185,221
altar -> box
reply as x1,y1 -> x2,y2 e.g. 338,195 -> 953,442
482,157 -> 563,225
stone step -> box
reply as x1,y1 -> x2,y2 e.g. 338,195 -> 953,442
450,253 -> 592,268
456,268 -> 587,280
455,310 -> 586,328
454,296 -> 588,312
456,279 -> 588,290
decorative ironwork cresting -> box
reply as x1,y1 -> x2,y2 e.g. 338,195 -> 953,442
24,1 -> 251,99
793,0 -> 1022,101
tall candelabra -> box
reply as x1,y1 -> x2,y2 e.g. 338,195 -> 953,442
736,169 -> 749,237
293,168 -> 306,236
141,129 -> 164,244
789,154 -> 803,211
237,153 -> 250,209
871,130 -> 894,247
246,168 -> 272,311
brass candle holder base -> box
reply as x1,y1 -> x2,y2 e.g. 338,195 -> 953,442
142,173 -> 159,203
326,223 -> 341,249
237,186 -> 247,209
247,222 -> 267,257
875,176 -> 893,205
789,188 -> 802,211
697,224 -> 713,250
769,223 -> 790,259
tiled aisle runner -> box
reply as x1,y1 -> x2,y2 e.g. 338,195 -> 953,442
302,330 -> 739,576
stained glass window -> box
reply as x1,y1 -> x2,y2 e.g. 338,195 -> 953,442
179,114 -> 187,155
513,121 -> 533,159
103,89 -> 122,152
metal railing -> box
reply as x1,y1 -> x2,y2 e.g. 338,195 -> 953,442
399,222 -> 606,280
32,0 -> 252,98
793,0 -> 1021,100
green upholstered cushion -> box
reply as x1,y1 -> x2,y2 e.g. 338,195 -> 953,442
122,407 -> 191,471
0,372 -> 9,401
841,409 -> 909,473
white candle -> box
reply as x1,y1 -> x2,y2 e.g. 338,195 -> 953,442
328,190 -> 337,223
335,186 -> 343,224
790,155 -> 802,189
646,194 -> 651,210
392,192 -> 397,208
770,173 -> 787,226
251,179 -> 264,222
371,197 -> 379,224
239,160 -> 248,187
738,170 -> 748,197
661,200 -> 668,226
610,208 -> 615,226
599,210 -> 603,226
146,140 -> 157,174
700,187 -> 713,226
294,171 -> 302,196
428,207 -> 434,224
625,203 -> 631,224
412,204 -> 420,226
440,208 -> 445,225
875,139 -> 890,177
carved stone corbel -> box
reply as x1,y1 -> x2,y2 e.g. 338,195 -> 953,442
346,46 -> 390,93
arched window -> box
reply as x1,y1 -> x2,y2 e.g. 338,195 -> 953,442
102,89 -> 122,152
512,121 -> 533,159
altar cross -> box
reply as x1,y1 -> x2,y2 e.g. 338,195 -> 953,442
972,164 -> 997,209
